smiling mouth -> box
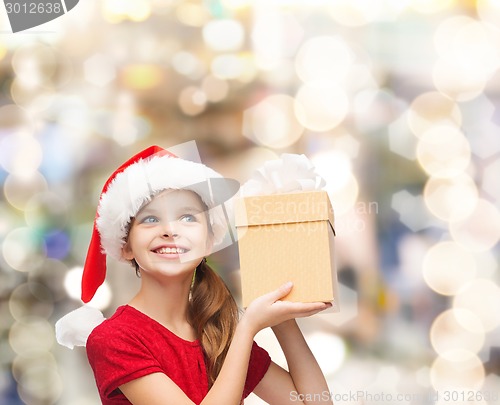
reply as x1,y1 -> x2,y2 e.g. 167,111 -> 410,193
153,247 -> 188,254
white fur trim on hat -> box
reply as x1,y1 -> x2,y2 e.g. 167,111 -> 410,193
96,156 -> 228,261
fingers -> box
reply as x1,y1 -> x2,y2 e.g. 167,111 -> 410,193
273,300 -> 332,318
264,281 -> 294,302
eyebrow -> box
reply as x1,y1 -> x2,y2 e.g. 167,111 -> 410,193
137,204 -> 205,217
181,206 -> 205,215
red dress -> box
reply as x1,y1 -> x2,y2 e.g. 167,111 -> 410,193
86,305 -> 271,404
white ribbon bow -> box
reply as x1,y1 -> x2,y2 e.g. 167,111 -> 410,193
240,154 -> 325,196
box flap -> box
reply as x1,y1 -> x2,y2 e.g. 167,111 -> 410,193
235,190 -> 334,229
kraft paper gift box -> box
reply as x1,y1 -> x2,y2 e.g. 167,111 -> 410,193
235,190 -> 339,310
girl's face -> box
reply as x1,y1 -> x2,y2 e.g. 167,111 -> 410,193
122,189 -> 213,277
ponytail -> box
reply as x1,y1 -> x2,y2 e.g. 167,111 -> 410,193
188,260 -> 239,387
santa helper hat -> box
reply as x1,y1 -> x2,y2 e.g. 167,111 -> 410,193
56,145 -> 239,348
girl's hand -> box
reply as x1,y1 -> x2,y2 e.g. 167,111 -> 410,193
240,282 -> 332,336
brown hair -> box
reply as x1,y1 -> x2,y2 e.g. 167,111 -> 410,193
188,260 -> 239,387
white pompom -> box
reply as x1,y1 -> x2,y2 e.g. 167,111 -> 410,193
55,306 -> 106,349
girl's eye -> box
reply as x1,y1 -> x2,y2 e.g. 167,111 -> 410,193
141,216 -> 159,224
180,214 -> 197,223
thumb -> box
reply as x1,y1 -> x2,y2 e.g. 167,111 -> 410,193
267,281 -> 293,302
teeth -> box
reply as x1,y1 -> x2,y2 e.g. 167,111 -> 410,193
155,247 -> 187,254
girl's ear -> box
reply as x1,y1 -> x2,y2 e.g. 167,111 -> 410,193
121,241 -> 135,261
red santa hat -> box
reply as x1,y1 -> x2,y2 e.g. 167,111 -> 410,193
81,145 -> 239,303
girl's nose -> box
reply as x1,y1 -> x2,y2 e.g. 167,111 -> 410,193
161,221 -> 178,238
162,231 -> 178,238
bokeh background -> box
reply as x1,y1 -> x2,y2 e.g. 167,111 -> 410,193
1,0 -> 500,404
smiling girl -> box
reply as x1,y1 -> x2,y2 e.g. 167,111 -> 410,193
59,145 -> 333,405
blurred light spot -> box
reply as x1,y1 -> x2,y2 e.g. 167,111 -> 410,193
431,352 -> 485,391
294,82 -> 349,132
327,1 -> 382,26
306,332 -> 346,375
11,44 -> 58,90
211,54 -> 250,80
9,282 -> 54,321
434,16 -> 500,72
0,132 -> 43,178
121,64 -> 163,90
44,96 -> 91,148
203,19 -> 244,52
64,266 -> 84,301
473,251 -> 497,278
416,125 -> 471,178
423,241 -> 476,296
332,133 -> 361,159
354,89 -> 405,133
175,2 -> 210,27
325,174 -> 359,217
2,227 -> 43,272
312,150 -> 352,192
388,112 -> 417,160
316,283 -> 358,327
242,94 -> 304,149
106,93 -> 150,146
0,104 -> 30,128
27,259 -> 68,301
433,57 -> 487,102
453,279 -> 500,332
450,198 -> 500,252
259,59 -> 296,87
89,282 -> 112,310
236,147 -> 280,180
410,0 -> 455,14
171,51 -> 204,78
407,92 -> 461,138
391,190 -> 433,232
13,353 -> 62,405
84,53 -> 116,87
64,267 -> 112,309
430,309 -> 484,362
477,0 -> 500,25
423,174 -> 478,222
0,202 -> 15,237
9,318 -> 54,355
102,0 -> 151,23
201,75 -> 229,102
24,192 -> 68,231
24,90 -> 56,116
468,121 -> 500,159
252,12 -> 304,70
4,172 -> 48,210
178,86 -> 207,116
433,17 -> 500,101
42,229 -> 71,260
12,351 -> 56,381
482,157 -> 500,203
0,44 -> 6,60
10,82 -> 55,112
295,36 -> 353,83
221,0 -> 252,9
312,150 -> 358,215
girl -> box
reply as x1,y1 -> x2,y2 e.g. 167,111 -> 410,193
62,145 -> 333,405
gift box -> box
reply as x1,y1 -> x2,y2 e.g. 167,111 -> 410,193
235,190 -> 339,309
